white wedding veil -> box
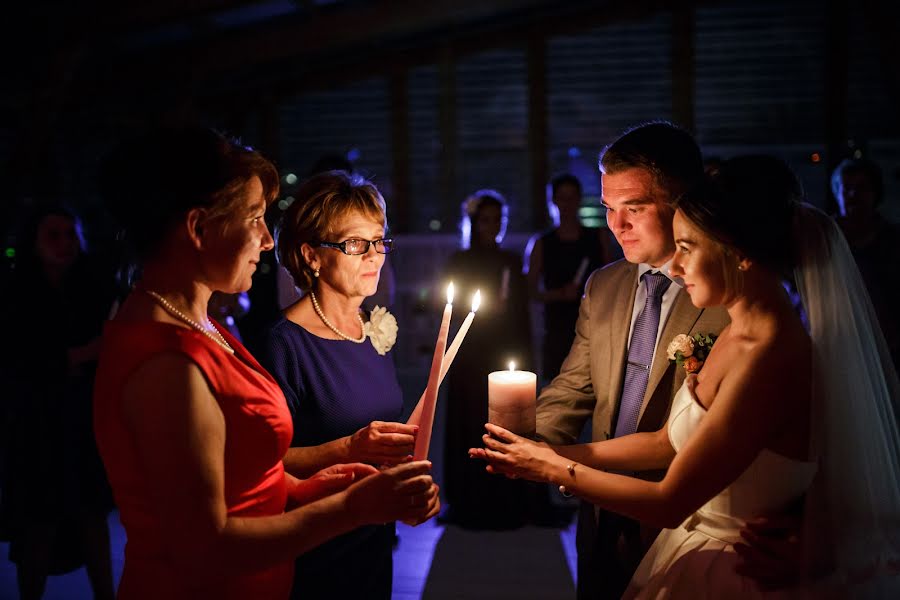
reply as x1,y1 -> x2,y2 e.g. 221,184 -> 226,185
793,203 -> 900,593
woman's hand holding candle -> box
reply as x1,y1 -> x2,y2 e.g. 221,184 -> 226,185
348,421 -> 418,466
468,423 -> 561,483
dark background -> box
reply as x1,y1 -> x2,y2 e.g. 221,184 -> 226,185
3,0 -> 899,305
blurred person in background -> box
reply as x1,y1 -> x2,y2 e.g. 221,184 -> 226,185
1,206 -> 116,600
525,173 -> 620,384
831,157 -> 900,374
440,189 -> 533,528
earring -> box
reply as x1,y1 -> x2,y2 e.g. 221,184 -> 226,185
737,264 -> 747,271
314,268 -> 320,278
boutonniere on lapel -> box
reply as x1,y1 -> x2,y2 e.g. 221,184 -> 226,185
364,306 -> 398,355
666,333 -> 717,374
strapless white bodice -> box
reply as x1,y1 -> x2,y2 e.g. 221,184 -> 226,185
626,379 -> 821,599
667,378 -> 818,529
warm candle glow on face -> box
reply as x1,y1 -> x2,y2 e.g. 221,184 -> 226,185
472,290 -> 481,312
446,282 -> 455,304
509,361 -> 516,372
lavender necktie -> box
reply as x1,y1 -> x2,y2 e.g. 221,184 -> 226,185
614,271 -> 672,438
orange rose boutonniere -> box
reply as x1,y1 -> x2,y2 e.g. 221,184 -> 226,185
666,332 -> 717,374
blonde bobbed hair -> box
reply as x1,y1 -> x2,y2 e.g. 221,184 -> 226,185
276,170 -> 386,292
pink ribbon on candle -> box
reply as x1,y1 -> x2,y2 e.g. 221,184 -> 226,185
413,283 -> 454,460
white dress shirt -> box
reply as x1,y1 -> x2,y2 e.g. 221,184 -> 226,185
626,261 -> 683,354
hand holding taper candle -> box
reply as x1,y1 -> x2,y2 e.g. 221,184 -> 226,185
413,282 -> 454,460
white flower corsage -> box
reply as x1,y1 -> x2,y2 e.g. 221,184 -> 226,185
364,306 -> 398,355
667,332 -> 717,374
666,334 -> 694,361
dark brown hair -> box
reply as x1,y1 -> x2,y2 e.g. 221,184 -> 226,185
676,154 -> 804,274
460,189 -> 508,249
100,127 -> 279,260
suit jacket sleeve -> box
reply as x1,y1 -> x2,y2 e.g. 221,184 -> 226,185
535,270 -> 599,445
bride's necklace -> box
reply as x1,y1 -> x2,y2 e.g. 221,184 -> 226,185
309,290 -> 366,344
144,289 -> 235,354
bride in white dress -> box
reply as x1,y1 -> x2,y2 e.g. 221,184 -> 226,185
472,155 -> 900,597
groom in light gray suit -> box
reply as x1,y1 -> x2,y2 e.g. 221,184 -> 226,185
535,122 -> 729,599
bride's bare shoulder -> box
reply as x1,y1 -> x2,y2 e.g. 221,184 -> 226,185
722,322 -> 811,408
709,320 -> 807,383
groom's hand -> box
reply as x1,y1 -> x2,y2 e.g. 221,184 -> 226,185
734,514 -> 803,590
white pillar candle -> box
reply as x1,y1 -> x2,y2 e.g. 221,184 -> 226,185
488,361 -> 536,437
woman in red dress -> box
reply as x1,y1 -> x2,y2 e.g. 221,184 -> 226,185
93,128 -> 439,599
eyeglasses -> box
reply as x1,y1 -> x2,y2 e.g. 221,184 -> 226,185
317,238 -> 394,255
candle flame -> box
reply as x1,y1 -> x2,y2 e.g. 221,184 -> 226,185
446,282 -> 455,304
471,290 -> 481,312
508,361 -> 516,372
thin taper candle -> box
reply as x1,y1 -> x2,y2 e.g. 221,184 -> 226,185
440,290 -> 480,381
409,290 -> 480,426
413,282 -> 454,460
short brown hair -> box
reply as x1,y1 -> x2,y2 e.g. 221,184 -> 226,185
277,171 -> 386,292
599,121 -> 703,203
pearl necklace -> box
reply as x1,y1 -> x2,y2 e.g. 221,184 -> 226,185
309,290 -> 366,343
144,289 -> 235,354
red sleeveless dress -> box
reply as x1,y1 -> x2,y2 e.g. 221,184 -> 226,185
94,320 -> 294,599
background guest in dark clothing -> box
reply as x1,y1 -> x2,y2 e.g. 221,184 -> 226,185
0,207 -> 116,600
525,174 -> 620,384
441,190 -> 533,528
831,157 -> 900,374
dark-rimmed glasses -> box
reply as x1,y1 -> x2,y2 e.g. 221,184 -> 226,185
317,238 -> 394,255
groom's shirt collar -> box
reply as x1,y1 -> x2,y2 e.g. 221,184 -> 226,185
637,260 -> 684,288
628,260 -> 683,355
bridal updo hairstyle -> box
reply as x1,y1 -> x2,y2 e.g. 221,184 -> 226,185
100,127 -> 279,262
276,170 -> 386,293
675,155 -> 804,279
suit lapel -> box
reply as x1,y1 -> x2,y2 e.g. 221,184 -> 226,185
638,287 -> 702,423
607,264 -> 638,419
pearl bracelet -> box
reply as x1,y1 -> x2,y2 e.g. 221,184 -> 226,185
558,462 -> 578,497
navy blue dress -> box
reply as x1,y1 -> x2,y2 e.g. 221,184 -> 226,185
256,316 -> 403,600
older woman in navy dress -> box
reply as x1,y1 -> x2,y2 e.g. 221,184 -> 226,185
257,171 -> 434,599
